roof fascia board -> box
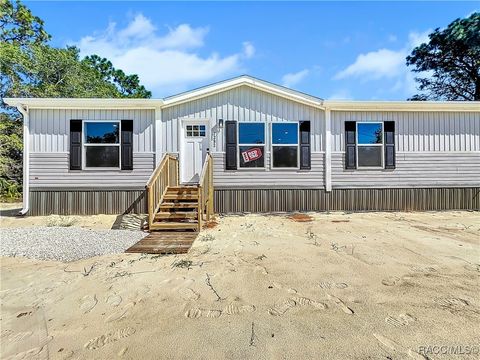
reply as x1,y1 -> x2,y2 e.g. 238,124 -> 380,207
3,98 -> 163,109
162,77 -> 325,109
325,101 -> 480,112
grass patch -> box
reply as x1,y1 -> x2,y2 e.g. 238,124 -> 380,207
46,215 -> 77,227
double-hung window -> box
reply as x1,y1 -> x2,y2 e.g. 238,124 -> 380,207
83,121 -> 120,169
238,123 -> 265,168
356,122 -> 383,168
271,123 -> 299,168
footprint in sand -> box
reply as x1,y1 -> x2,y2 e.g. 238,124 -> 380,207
179,288 -> 200,301
84,327 -> 136,350
373,333 -> 427,360
327,294 -> 354,315
434,297 -> 469,311
385,313 -> 417,327
105,302 -> 135,323
268,297 -> 327,316
410,266 -> 437,273
106,294 -> 122,307
80,295 -> 97,313
223,303 -> 256,315
4,336 -> 53,360
381,276 -> 400,286
319,281 -> 348,289
5,331 -> 33,342
464,263 -> 480,272
184,308 -> 222,319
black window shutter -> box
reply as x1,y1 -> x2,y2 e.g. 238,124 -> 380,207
384,121 -> 395,169
225,121 -> 237,170
299,121 -> 311,170
70,120 -> 82,170
345,121 -> 356,169
121,120 -> 133,170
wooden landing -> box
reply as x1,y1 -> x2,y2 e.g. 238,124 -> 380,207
126,231 -> 198,254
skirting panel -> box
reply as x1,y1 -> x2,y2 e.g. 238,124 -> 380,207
214,188 -> 480,213
29,189 -> 147,216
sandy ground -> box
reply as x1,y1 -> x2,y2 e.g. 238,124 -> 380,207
0,203 -> 118,229
1,211 -> 479,359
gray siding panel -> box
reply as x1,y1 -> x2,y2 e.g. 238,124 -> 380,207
331,152 -> 480,188
30,152 -> 154,188
29,109 -> 155,153
29,189 -> 147,215
331,111 -> 480,152
215,188 -> 480,213
162,85 -> 325,153
212,152 -> 325,188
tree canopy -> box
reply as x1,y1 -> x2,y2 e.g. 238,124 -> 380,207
0,0 -> 50,45
0,0 -> 151,199
406,12 -> 480,101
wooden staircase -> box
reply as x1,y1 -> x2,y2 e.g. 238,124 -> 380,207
146,153 -> 214,232
151,186 -> 200,231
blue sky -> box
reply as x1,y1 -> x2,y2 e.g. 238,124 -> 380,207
28,1 -> 478,100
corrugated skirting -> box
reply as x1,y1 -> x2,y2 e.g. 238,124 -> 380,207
214,188 -> 480,213
29,189 -> 147,216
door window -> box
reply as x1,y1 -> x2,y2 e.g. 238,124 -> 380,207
186,125 -> 206,137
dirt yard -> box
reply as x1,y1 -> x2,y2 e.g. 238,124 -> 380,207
1,211 -> 479,359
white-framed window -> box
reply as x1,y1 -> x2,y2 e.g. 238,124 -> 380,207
83,121 -> 121,169
186,124 -> 206,137
271,122 -> 299,168
238,122 -> 265,168
356,122 -> 384,168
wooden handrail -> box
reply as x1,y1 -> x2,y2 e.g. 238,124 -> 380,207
146,153 -> 179,229
198,153 -> 214,229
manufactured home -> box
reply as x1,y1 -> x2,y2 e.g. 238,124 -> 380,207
4,76 -> 480,230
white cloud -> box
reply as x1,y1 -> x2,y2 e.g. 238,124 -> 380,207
281,69 -> 310,88
334,49 -> 405,80
408,30 -> 430,49
328,89 -> 352,100
74,14 -> 254,96
334,29 -> 432,97
242,41 -> 255,59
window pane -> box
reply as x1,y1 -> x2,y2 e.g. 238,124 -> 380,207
357,123 -> 382,144
272,123 -> 298,144
239,146 -> 264,168
358,146 -> 382,167
85,146 -> 119,167
239,123 -> 265,144
85,122 -> 119,144
273,146 -> 298,168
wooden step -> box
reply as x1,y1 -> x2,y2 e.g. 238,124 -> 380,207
160,202 -> 199,209
163,194 -> 199,200
155,211 -> 198,220
149,221 -> 199,231
167,186 -> 199,192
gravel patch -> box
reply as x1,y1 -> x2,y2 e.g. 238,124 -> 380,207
0,227 -> 147,262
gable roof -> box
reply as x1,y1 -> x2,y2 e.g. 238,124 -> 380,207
162,75 -> 325,108
3,75 -> 480,112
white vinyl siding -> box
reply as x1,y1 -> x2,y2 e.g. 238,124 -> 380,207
30,153 -> 154,188
28,109 -> 155,189
29,109 -> 154,153
331,111 -> 480,152
161,85 -> 326,154
332,152 -> 480,188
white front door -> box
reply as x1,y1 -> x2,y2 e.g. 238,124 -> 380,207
180,122 -> 210,184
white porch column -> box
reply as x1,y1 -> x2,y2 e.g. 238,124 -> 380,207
154,106 -> 162,165
325,108 -> 332,192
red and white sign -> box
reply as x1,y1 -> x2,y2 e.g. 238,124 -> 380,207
241,147 -> 262,163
